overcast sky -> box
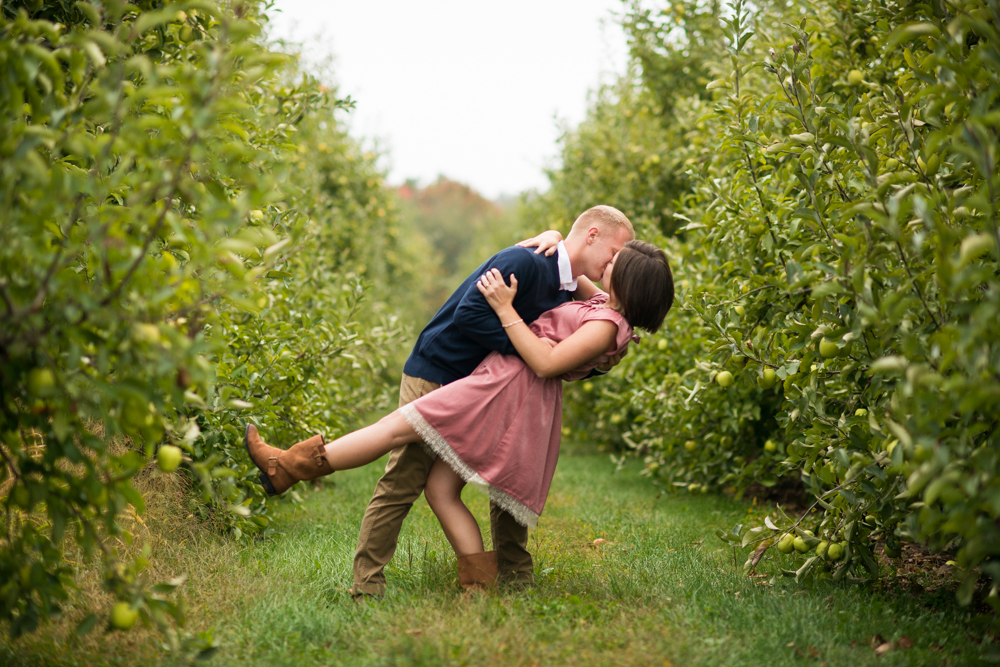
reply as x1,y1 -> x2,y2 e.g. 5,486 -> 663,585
267,1 -> 630,200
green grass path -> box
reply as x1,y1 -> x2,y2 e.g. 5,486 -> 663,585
6,452 -> 986,666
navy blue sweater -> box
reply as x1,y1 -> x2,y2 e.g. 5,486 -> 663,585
403,247 -> 571,385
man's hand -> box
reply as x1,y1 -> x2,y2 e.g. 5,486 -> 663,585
595,347 -> 628,373
516,229 -> 563,257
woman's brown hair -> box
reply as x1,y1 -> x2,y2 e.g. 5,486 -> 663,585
609,240 -> 674,333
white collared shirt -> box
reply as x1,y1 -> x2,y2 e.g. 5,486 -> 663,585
555,241 -> 578,292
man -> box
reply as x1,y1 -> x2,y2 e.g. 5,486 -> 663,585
351,205 -> 634,596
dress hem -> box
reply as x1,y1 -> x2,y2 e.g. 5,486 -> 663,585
400,404 -> 540,529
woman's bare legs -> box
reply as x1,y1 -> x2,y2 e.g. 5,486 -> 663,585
321,411 -> 419,470
424,459 -> 485,556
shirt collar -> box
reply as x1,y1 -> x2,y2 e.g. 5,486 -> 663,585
556,241 -> 578,292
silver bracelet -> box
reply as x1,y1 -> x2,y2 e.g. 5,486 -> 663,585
501,318 -> 523,329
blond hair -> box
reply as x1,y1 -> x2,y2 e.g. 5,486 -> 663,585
569,205 -> 635,240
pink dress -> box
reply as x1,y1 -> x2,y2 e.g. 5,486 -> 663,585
400,293 -> 637,528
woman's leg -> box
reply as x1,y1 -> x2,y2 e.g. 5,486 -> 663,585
322,411 -> 419,470
424,459 -> 485,556
247,411 -> 421,497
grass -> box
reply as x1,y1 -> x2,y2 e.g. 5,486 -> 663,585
2,447 -> 991,666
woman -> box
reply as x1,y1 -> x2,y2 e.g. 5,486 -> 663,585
245,240 -> 673,590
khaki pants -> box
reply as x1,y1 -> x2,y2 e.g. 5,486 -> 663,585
351,373 -> 533,595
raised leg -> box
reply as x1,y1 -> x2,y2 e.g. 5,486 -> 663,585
246,412 -> 420,497
424,458 -> 485,556
321,411 -> 418,470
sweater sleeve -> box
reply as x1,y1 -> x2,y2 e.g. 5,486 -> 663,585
454,249 -> 540,355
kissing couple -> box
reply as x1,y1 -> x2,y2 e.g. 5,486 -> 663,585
245,205 -> 674,593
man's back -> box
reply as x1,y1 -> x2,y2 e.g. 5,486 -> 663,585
403,246 -> 571,386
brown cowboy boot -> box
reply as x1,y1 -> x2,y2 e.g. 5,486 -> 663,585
244,424 -> 332,496
456,551 -> 498,592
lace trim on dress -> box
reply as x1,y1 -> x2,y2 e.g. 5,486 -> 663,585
400,403 -> 540,529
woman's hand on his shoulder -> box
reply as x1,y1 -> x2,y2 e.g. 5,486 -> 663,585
516,229 -> 562,257
477,268 -> 518,313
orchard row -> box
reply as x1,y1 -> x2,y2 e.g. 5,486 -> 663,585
546,0 -> 1000,607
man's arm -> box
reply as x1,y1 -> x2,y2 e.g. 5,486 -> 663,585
570,278 -> 626,375
453,251 -> 539,355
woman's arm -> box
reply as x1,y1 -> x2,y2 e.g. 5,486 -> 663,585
477,269 -> 617,379
516,229 -> 563,257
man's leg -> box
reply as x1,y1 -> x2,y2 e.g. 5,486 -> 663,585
351,374 -> 440,597
490,503 -> 534,587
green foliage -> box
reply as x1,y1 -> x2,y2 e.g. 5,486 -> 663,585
557,0 -> 1000,605
200,101 -> 407,535
531,78 -> 688,238
0,0 -> 402,646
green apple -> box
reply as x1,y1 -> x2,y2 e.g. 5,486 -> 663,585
111,602 -> 139,630
793,536 -> 809,553
819,339 -> 839,358
132,323 -> 161,344
758,368 -> 776,390
157,445 -> 182,472
777,533 -> 795,554
734,305 -> 746,317
816,540 -> 829,559
684,440 -> 697,453
582,381 -> 594,393
848,69 -> 865,86
120,397 -> 152,433
657,339 -> 668,351
826,542 -> 844,561
610,414 -> 623,425
764,439 -> 777,453
716,371 -> 734,388
27,368 -> 56,397
855,408 -> 868,417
